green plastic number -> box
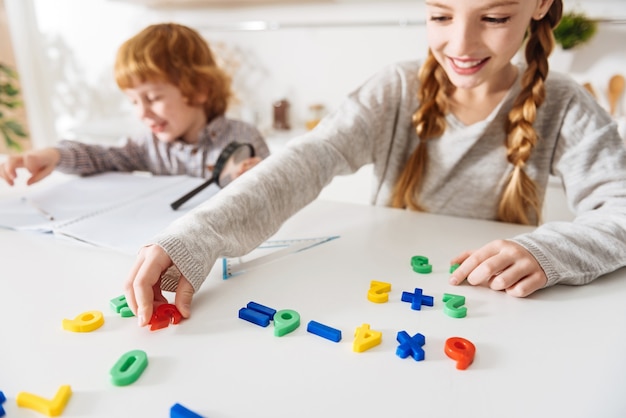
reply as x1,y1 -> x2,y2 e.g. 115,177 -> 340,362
411,255 -> 432,274
110,349 -> 148,386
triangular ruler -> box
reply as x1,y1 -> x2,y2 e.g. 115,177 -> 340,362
222,235 -> 340,279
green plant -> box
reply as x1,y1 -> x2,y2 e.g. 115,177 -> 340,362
0,62 -> 28,152
553,11 -> 598,50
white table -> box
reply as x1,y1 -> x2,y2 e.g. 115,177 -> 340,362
1,182 -> 626,418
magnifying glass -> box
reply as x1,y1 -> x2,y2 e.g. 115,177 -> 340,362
170,142 -> 256,210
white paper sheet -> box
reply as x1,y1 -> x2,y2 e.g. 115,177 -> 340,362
0,172 -> 219,253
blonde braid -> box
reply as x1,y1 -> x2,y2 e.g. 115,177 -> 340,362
391,51 -> 452,209
498,2 -> 563,225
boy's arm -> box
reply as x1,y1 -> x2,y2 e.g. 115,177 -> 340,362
0,148 -> 60,186
56,138 -> 150,175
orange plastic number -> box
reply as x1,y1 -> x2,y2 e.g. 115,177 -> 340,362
444,337 -> 476,370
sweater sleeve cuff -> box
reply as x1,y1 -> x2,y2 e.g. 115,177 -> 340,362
156,236 -> 210,293
55,145 -> 77,171
508,237 -> 560,287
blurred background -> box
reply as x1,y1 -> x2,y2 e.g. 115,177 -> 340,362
2,0 -> 625,150
1,0 -> 625,215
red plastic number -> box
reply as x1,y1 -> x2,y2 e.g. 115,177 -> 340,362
444,337 -> 476,370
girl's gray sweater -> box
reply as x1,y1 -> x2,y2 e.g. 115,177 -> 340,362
153,61 -> 626,293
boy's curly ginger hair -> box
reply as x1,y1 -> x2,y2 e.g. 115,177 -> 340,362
114,23 -> 232,123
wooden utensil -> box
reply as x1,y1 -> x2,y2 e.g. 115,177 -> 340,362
608,74 -> 625,116
583,82 -> 597,99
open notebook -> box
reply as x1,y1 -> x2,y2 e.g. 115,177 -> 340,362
0,172 -> 218,254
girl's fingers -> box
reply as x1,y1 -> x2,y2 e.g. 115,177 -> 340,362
174,275 -> 195,319
125,245 -> 173,326
448,240 -> 546,297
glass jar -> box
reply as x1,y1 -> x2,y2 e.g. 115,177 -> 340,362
305,103 -> 325,131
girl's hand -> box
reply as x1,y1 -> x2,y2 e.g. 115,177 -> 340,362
124,244 -> 194,327
0,148 -> 61,186
448,240 -> 547,297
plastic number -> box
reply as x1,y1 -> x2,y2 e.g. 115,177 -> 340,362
353,323 -> 382,352
442,293 -> 467,318
16,385 -> 72,416
367,280 -> 392,303
110,349 -> 148,386
62,310 -> 104,332
411,255 -> 433,274
274,309 -> 301,337
444,337 -> 476,370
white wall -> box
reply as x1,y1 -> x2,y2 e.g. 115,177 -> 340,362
6,0 -> 626,144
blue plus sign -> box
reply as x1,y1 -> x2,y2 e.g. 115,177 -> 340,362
401,287 -> 434,310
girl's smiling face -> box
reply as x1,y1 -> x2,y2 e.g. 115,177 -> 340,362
425,0 -> 552,94
124,80 -> 207,144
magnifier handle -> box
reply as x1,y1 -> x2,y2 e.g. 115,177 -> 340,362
170,177 -> 217,210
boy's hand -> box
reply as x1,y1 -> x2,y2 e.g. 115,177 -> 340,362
0,148 -> 61,186
448,240 -> 547,297
124,244 -> 194,327
236,156 -> 262,177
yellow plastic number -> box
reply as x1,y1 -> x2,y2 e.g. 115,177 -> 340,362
16,385 -> 72,416
367,280 -> 392,303
62,310 -> 104,332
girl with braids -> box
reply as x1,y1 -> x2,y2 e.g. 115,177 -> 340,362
123,0 -> 626,327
